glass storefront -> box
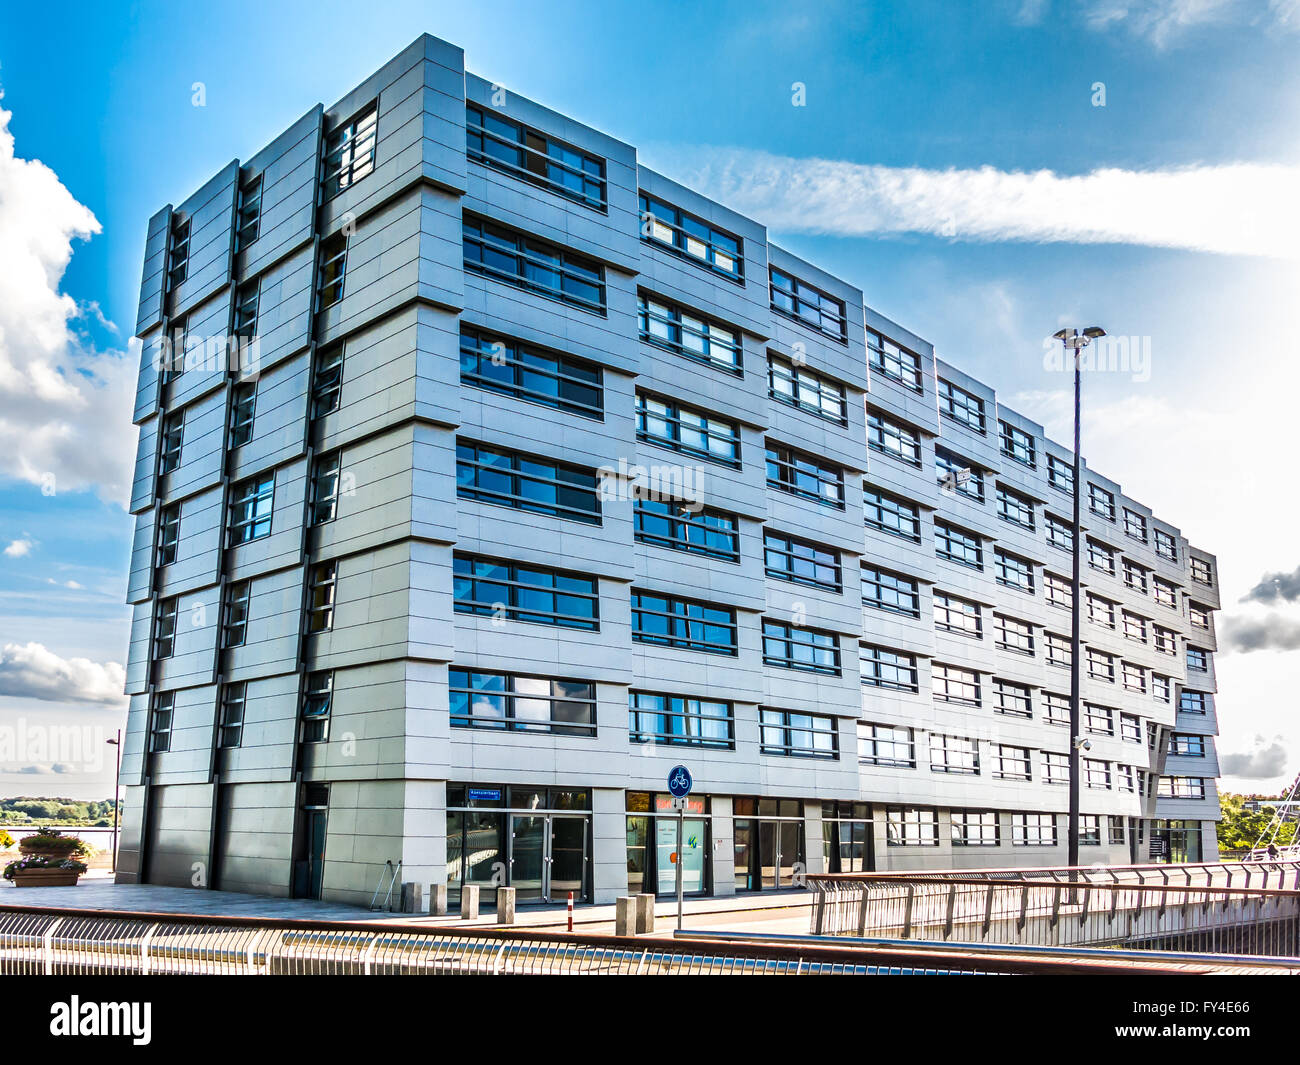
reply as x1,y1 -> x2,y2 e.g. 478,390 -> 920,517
821,801 -> 873,873
1150,819 -> 1202,864
733,797 -> 805,892
626,792 -> 709,896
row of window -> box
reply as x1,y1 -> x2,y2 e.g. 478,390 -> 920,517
886,807 -> 1125,848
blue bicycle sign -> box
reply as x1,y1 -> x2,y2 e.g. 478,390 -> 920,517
667,765 -> 693,798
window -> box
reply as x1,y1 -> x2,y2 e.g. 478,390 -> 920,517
1154,577 -> 1179,609
159,413 -> 183,474
1152,674 -> 1172,703
930,733 -> 979,775
234,280 -> 259,342
464,216 -> 605,311
230,381 -> 256,447
1124,508 -> 1148,542
952,810 -> 1000,846
862,565 -> 921,618
235,174 -> 262,251
1117,765 -> 1137,793
1041,752 -> 1069,785
639,193 -> 741,278
999,421 -> 1035,467
1122,662 -> 1147,693
867,329 -> 923,390
1189,603 -> 1211,630
859,645 -> 919,692
1187,646 -> 1209,672
307,560 -> 337,633
638,294 -> 741,373
1086,759 -> 1112,790
762,619 -> 840,675
934,593 -> 982,638
301,671 -> 332,743
932,663 -> 980,706
993,745 -> 1031,782
859,723 -> 916,768
322,102 -> 377,198
218,683 -> 246,748
630,691 -> 732,749
467,104 -> 605,209
1123,558 -> 1148,593
863,486 -> 920,541
1087,648 -> 1116,683
1155,529 -> 1178,562
1159,776 -> 1206,800
1122,611 -> 1148,643
1087,539 -> 1115,575
153,598 -> 177,660
228,475 -> 274,544
637,392 -> 739,465
1046,514 -> 1074,553
868,409 -> 922,467
1045,572 -> 1072,611
222,580 -> 251,648
456,440 -> 600,524
311,346 -> 344,418
934,521 -> 982,569
1047,454 -> 1074,494
632,591 -> 736,655
1043,692 -> 1070,727
1080,815 -> 1102,846
149,692 -> 174,753
1169,733 -> 1206,757
1088,594 -> 1117,629
1180,690 -> 1207,714
994,549 -> 1035,593
938,378 -> 985,432
453,554 -> 599,630
1191,557 -> 1214,585
770,266 -> 846,341
1109,816 -> 1126,845
1045,632 -> 1071,668
317,232 -> 347,308
887,807 -> 939,846
1013,812 -> 1057,846
996,484 -> 1035,529
764,532 -> 841,592
310,452 -> 342,525
935,449 -> 983,500
634,497 -> 739,562
768,353 -> 847,424
161,316 -> 187,384
993,679 -> 1032,718
157,503 -> 180,567
451,668 -> 597,736
760,708 -> 837,759
166,216 -> 190,291
459,328 -> 602,418
1088,483 -> 1115,521
1154,625 -> 1178,655
1085,704 -> 1115,736
766,442 -> 844,508
995,614 -> 1034,656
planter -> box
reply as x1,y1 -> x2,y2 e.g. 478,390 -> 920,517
9,868 -> 80,887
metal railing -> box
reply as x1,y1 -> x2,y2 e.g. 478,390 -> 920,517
876,858 -> 1300,889
807,874 -> 1300,955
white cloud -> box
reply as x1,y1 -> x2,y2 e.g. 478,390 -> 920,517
0,642 -> 126,706
0,98 -> 136,506
658,148 -> 1300,259
1082,0 -> 1298,46
3,538 -> 33,558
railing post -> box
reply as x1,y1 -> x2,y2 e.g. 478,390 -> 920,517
943,883 -> 957,939
140,922 -> 160,976
856,886 -> 870,938
901,883 -> 914,940
1017,885 -> 1029,932
981,883 -> 994,939
41,918 -> 62,976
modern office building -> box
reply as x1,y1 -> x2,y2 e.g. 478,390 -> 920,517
117,34 -> 1223,907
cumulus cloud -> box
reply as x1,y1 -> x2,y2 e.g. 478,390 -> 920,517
0,642 -> 126,706
1220,613 -> 1300,653
15,763 -> 75,775
0,98 -> 136,506
3,538 -> 33,558
658,148 -> 1300,260
1084,0 -> 1300,46
1222,736 -> 1289,779
1242,565 -> 1300,604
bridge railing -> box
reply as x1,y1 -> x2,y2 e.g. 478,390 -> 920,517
872,858 -> 1300,890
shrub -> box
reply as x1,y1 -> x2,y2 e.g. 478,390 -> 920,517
18,829 -> 89,858
3,856 -> 88,880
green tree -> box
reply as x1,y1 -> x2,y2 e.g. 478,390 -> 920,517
1219,792 -> 1297,851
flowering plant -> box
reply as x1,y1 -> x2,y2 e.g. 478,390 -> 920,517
18,829 -> 88,858
3,855 -> 88,880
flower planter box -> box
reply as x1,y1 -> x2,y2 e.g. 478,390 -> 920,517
9,868 -> 80,887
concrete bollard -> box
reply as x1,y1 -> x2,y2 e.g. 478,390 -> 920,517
615,896 -> 634,936
461,883 -> 480,920
431,883 -> 448,916
497,885 -> 517,924
399,881 -> 422,914
635,893 -> 656,934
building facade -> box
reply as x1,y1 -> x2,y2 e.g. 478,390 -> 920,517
118,34 -> 1223,907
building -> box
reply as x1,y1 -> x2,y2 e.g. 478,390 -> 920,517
117,34 -> 1223,907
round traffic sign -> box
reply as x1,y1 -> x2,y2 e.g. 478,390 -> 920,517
667,764 -> 693,798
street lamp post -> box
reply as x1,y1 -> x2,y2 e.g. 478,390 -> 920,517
106,730 -> 122,874
1053,326 -> 1105,873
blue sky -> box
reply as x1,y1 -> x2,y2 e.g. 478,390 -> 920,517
1,0 -> 1298,798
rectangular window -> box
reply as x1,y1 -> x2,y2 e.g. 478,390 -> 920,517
1046,514 -> 1074,553
153,598 -> 177,660
629,691 -> 732,749
1088,594 -> 1117,629
222,580 -> 251,648
1154,577 -> 1179,609
451,668 -> 597,736
1087,648 -> 1116,683
639,193 -> 741,278
999,421 -> 1035,467
764,531 -> 841,592
934,592 -> 983,638
1045,632 -> 1071,668
235,173 -> 262,251
1041,752 -> 1069,785
863,486 -> 921,541
1169,734 -> 1206,757
467,104 -> 605,210
1013,813 -> 1057,846
935,448 -> 984,500
868,409 -> 922,467
861,565 -> 920,617
1154,626 -> 1178,655
1122,611 -> 1148,643
1191,557 -> 1214,585
930,733 -> 979,775
631,591 -> 736,655
456,440 -> 601,524
932,663 -> 980,706
993,679 -> 1032,718
995,614 -> 1034,656
311,345 -> 344,419
159,413 -> 183,474
464,215 -> 605,311
307,560 -> 337,633
934,521 -> 983,569
228,475 -> 274,545
938,378 -> 985,432
1187,646 -> 1209,672
1124,508 -> 1148,542
230,381 -> 257,447
887,807 -> 939,846
310,452 -> 342,525
768,353 -> 847,424
760,707 -> 838,759
638,294 -> 742,373
762,619 -> 840,675
634,497 -> 739,563
149,691 -> 174,753
1045,573 -> 1072,611
766,442 -> 844,508
459,328 -> 602,419
770,266 -> 846,341
859,723 -> 916,768
1109,816 -> 1126,845
993,745 -> 1031,782
218,683 -> 246,749
1155,529 -> 1178,562
860,644 -> 919,692
454,554 -> 599,630
867,329 -> 923,390
1088,483 -> 1115,521
1085,703 -> 1115,736
1080,815 -> 1102,846
637,392 -> 740,465
1047,454 -> 1074,494
1180,690 -> 1207,714
322,102 -> 377,198
1153,674 -> 1172,703
996,484 -> 1035,529
1189,603 -> 1211,630
234,280 -> 259,342
1043,692 -> 1070,727
994,549 -> 1035,593
301,671 -> 332,743
1118,765 -> 1137,793
1123,559 -> 1149,593
1087,539 -> 1116,575
317,232 -> 347,308
1122,661 -> 1147,693
1159,776 -> 1206,800
157,503 -> 180,567
166,216 -> 190,292
1086,758 -> 1112,790
951,810 -> 1000,846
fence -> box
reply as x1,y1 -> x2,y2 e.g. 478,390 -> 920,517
879,858 -> 1300,889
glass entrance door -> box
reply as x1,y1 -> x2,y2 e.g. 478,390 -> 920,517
548,816 -> 587,899
509,814 -> 547,903
509,813 -> 587,902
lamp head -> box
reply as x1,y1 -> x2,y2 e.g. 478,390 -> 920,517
1082,326 -> 1107,339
